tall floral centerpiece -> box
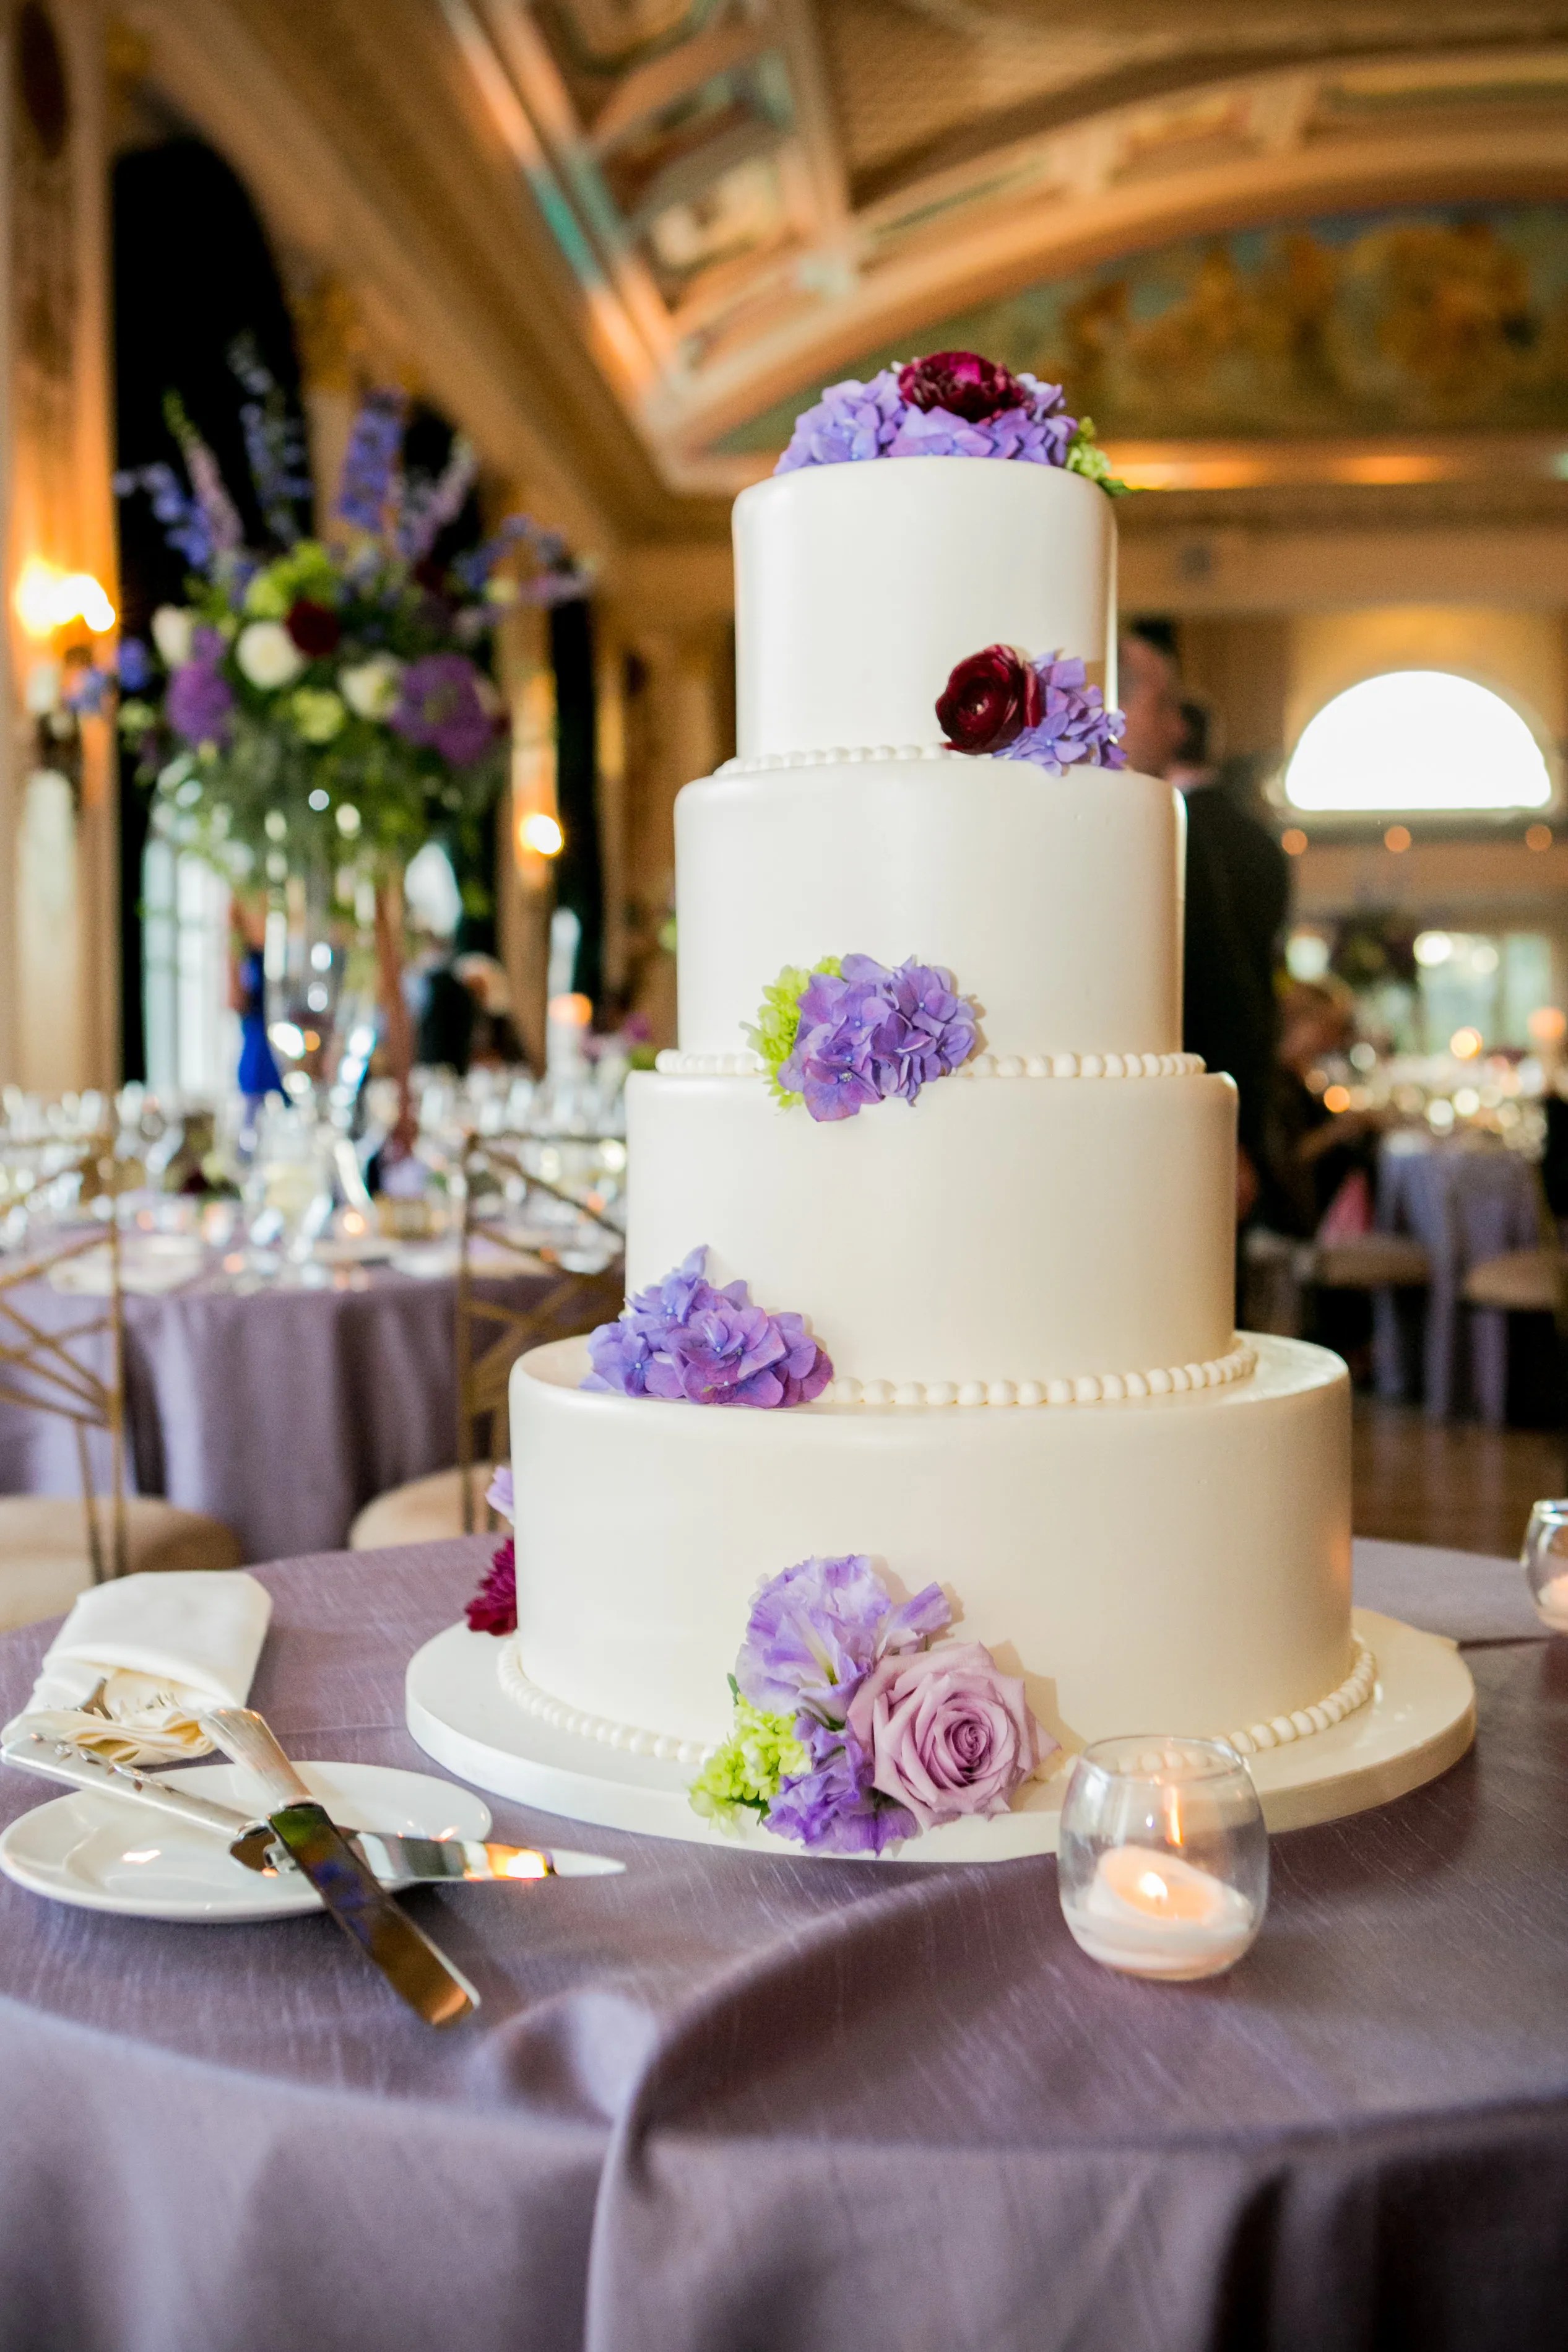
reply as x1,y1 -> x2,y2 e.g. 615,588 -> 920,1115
114,347 -> 586,1137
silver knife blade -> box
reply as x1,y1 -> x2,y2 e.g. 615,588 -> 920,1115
203,1707 -> 479,2029
230,1827 -> 626,1884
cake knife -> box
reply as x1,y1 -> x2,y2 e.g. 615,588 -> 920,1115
201,1706 -> 479,2026
1,1729 -> 624,1884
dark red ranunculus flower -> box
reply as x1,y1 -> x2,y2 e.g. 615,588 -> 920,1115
284,597 -> 342,657
466,1537 -> 516,1635
936,644 -> 1043,755
412,554 -> 448,595
898,350 -> 1025,423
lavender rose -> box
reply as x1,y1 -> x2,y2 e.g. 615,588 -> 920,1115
936,644 -> 1043,755
846,1640 -> 1047,1829
898,350 -> 1024,423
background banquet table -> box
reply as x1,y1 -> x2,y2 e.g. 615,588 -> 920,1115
1374,1135 -> 1543,1423
0,1256 -> 617,1561
1,1539 -> 1566,2351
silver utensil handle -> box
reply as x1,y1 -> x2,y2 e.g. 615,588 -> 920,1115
2,1731 -> 256,1837
201,1707 -> 314,1810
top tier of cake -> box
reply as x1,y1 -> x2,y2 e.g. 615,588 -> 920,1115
734,458 -> 1115,761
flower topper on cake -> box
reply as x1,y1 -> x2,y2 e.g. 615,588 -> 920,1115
776,350 -> 1130,493
583,1246 -> 832,1408
747,953 -> 979,1121
938,645 -> 1127,774
690,1553 -> 1052,1854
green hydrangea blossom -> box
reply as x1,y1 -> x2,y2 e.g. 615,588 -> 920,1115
1065,417 -> 1133,498
688,1686 -> 808,1833
745,955 -> 842,1106
244,539 -> 342,618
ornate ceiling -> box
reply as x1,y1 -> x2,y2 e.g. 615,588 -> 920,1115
444,1 -> 1568,488
121,0 -> 1568,544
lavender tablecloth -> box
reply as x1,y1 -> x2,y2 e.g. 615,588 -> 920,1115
1374,1139 -> 1542,1422
0,1261 -> 613,1562
1,1536 -> 1566,2351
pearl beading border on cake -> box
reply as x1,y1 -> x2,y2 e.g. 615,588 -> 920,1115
498,1641 -> 718,1767
495,1625 -> 1376,1782
718,744 -> 969,774
655,1047 -> 1205,1080
826,1340 -> 1257,1410
1222,1634 -> 1377,1755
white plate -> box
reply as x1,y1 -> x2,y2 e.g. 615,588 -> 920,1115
0,1761 -> 492,1923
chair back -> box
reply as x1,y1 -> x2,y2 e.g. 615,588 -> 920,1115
0,1159 -> 127,1581
453,1133 -> 625,1532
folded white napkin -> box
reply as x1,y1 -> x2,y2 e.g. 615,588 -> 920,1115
4,1569 -> 272,1764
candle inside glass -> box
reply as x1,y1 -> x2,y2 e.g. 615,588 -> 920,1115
1536,1571 -> 1568,1630
1064,1841 -> 1256,1979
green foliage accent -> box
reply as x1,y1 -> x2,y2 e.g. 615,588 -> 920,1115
688,1693 -> 808,1833
745,955 -> 842,1106
1065,417 -> 1135,498
244,542 -> 342,618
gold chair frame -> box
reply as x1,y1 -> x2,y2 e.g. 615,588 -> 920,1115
0,1166 -> 128,1582
454,1134 -> 625,1534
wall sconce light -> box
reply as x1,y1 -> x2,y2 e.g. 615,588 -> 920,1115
15,558 -> 116,638
519,809 -> 564,858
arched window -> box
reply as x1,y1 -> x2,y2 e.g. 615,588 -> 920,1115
1284,671 -> 1552,814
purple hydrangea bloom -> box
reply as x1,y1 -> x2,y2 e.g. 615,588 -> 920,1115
776,369 -> 906,471
735,1553 -> 950,1721
763,1719 -> 916,1855
165,656 -> 234,747
389,652 -> 496,768
777,953 -> 977,1122
775,365 -> 1076,474
996,653 -> 1128,775
582,1246 -> 832,1410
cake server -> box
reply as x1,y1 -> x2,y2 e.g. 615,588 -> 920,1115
201,1706 -> 479,2027
1,1729 -> 624,1885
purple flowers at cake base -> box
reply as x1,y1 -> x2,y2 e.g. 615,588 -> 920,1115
693,1551 -> 1054,1853
583,1246 -> 832,1408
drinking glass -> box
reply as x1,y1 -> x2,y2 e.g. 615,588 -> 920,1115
1522,1500 -> 1568,1630
1058,1734 -> 1267,1981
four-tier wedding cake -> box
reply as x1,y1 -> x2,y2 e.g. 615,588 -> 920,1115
469,353 -> 1372,1858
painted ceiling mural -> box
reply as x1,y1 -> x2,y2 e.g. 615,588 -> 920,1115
717,205 -> 1568,456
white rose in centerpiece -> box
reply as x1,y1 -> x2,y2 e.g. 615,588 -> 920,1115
150,605 -> 194,667
340,653 -> 402,719
236,619 -> 305,690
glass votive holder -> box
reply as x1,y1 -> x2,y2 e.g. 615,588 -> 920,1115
1522,1499 -> 1568,1630
1058,1734 -> 1268,1981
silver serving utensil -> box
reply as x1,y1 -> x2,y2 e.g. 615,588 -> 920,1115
2,1729 -> 626,1887
201,1706 -> 479,2027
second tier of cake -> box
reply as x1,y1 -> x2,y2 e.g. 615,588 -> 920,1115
626,1062 -> 1239,1392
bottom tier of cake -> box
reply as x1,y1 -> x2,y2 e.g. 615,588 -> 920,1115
505,1332 -> 1351,1758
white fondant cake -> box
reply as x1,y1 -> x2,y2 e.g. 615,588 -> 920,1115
498,428 -> 1358,1842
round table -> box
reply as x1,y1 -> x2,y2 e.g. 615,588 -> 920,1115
0,1537 -> 1563,2352
0,1257 -> 616,1561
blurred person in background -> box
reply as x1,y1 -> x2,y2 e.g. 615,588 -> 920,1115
1260,978 -> 1386,1238
1120,626 -> 1287,1217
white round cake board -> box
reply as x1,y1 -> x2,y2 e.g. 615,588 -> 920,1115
405,1607 -> 1475,1864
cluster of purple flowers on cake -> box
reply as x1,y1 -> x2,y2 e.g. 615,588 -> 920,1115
937,643 -> 1127,775
690,1554 -> 1052,1854
775,350 -> 1126,490
755,953 -> 978,1122
583,1246 -> 833,1408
